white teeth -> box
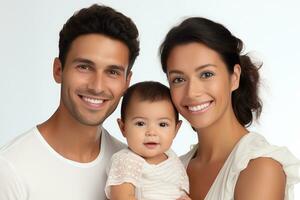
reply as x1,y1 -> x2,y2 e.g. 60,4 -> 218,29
188,102 -> 210,112
82,96 -> 103,104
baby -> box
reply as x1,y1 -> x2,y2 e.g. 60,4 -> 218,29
105,81 -> 190,200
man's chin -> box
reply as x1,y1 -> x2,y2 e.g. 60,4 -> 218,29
78,119 -> 104,127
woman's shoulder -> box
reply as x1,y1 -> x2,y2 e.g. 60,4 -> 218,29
231,132 -> 299,168
228,132 -> 300,196
204,132 -> 300,199
234,156 -> 287,199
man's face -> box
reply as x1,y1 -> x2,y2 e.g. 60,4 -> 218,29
54,34 -> 131,126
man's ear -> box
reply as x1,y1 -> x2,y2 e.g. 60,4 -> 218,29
53,58 -> 63,84
231,64 -> 241,92
174,120 -> 182,138
125,71 -> 132,90
117,118 -> 126,138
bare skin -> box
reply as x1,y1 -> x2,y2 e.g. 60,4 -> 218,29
110,183 -> 136,200
167,42 -> 286,200
187,102 -> 248,200
38,106 -> 101,163
38,34 -> 131,163
235,157 -> 286,200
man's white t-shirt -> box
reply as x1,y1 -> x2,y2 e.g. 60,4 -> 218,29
0,127 -> 126,200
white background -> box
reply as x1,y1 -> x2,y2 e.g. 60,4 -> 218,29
0,0 -> 299,197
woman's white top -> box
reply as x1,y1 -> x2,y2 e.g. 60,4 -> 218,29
105,148 -> 189,200
180,132 -> 300,200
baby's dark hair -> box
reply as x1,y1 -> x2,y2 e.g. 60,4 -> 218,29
121,81 -> 179,122
160,17 -> 262,127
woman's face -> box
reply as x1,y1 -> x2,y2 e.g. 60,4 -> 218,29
166,42 -> 240,130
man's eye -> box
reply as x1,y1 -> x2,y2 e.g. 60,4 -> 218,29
108,69 -> 120,76
200,72 -> 214,79
159,122 -> 169,127
77,65 -> 91,71
135,121 -> 145,126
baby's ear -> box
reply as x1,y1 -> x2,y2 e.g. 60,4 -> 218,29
174,120 -> 182,137
117,118 -> 126,137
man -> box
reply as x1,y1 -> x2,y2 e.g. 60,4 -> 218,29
0,4 -> 139,200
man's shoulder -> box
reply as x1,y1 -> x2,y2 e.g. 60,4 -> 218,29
0,127 -> 39,160
0,128 -> 36,199
0,156 -> 27,199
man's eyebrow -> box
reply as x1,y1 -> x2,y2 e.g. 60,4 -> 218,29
107,64 -> 126,72
72,58 -> 95,65
72,58 -> 126,72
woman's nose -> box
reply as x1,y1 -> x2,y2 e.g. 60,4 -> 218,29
186,78 -> 202,98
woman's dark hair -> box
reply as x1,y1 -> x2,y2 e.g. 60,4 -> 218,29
59,4 -> 139,71
160,17 -> 262,127
121,81 -> 179,122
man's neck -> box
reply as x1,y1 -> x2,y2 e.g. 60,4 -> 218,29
37,108 -> 102,163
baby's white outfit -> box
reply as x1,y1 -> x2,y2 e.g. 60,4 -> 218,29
105,148 -> 189,200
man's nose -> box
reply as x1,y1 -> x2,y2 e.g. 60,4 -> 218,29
87,71 -> 105,94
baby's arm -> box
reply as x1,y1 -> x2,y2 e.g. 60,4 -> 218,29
110,182 -> 136,200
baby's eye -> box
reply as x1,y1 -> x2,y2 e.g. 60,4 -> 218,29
135,121 -> 145,126
200,72 -> 214,79
159,122 -> 169,127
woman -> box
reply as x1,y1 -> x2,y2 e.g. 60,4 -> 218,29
160,17 -> 300,200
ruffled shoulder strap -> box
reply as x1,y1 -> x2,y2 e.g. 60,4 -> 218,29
226,132 -> 300,199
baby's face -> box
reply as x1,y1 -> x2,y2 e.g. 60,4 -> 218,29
118,99 -> 181,164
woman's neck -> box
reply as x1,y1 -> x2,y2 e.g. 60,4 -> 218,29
195,109 -> 248,163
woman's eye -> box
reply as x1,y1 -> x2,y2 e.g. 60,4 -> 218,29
135,121 -> 145,126
171,77 -> 185,84
200,72 -> 214,79
159,122 -> 169,127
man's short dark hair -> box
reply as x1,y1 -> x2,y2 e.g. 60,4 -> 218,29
59,4 -> 140,71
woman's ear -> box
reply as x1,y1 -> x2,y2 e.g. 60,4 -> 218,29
117,118 -> 126,138
231,64 -> 241,92
53,58 -> 63,84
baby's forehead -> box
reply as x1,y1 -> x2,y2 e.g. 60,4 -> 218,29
130,95 -> 173,105
127,98 -> 177,116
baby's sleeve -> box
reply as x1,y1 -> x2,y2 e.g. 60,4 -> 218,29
105,150 -> 144,199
